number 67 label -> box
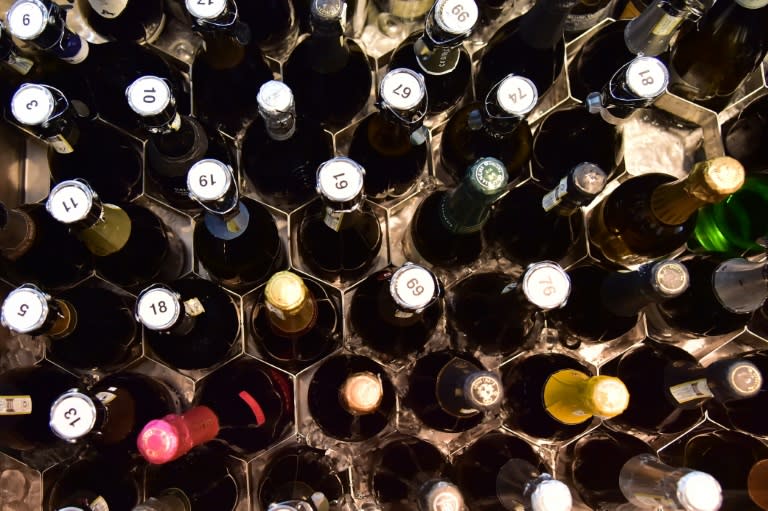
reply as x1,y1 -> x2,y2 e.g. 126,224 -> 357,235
381,69 -> 424,111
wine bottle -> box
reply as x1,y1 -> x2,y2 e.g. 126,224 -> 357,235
9,83 -> 143,204
668,0 -> 768,111
0,364 -> 79,451
623,0 -> 706,57
349,263 -> 443,361
84,0 -> 166,44
453,431 -> 572,511
0,201 -> 93,290
135,278 -> 240,370
297,157 -> 383,281
475,0 -> 578,101
723,94 -> 768,174
48,372 -> 181,451
242,80 -> 333,209
283,0 -> 373,129
6,0 -> 90,64
565,0 -> 616,33
439,74 -> 538,184
588,157 -> 745,266
408,156 -> 507,268
250,270 -> 339,370
45,179 -> 186,290
553,260 -> 689,345
503,353 -> 629,440
387,0 -> 478,116
604,341 -> 762,434
374,0 -> 437,22
406,350 -> 502,432
347,67 -> 429,200
188,159 -> 286,291
307,354 -> 396,441
1,283 -> 139,371
488,162 -> 607,265
447,262 -> 571,355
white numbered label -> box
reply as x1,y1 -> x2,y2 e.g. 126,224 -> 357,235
185,0 -> 227,19
187,159 -> 231,201
497,75 -> 538,115
391,265 -> 436,310
7,0 -> 47,40
626,56 -> 669,99
1,287 -> 47,333
318,159 -> 364,202
523,263 -> 570,310
48,182 -> 92,223
50,394 -> 97,440
126,76 -> 171,116
11,84 -> 55,126
136,287 -> 180,330
435,0 -> 478,35
381,69 -> 424,111
87,0 -> 128,18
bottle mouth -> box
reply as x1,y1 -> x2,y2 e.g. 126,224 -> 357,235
530,479 -> 573,511
676,471 -> 723,511
465,372 -> 502,409
587,376 -> 630,418
727,362 -> 763,397
137,419 -> 181,465
341,371 -> 384,414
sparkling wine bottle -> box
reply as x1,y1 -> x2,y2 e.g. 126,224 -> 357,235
723,94 -> 768,174
84,0 -> 166,44
6,0 -> 90,64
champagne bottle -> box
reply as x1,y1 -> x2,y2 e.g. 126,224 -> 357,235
408,157 -> 507,268
10,83 -> 143,204
668,0 -> 768,110
588,157 -> 745,266
388,0 -> 478,115
0,364 -> 78,451
297,157 -> 383,281
406,350 -> 502,432
349,263 -> 443,361
135,278 -> 240,370
242,80 -> 333,210
1,283 -> 138,371
488,162 -> 607,265
0,201 -> 93,290
188,159 -> 286,291
6,0 -> 90,64
723,94 -> 768,174
45,179 -> 186,290
439,74 -> 538,184
475,0 -> 578,101
84,0 -> 166,44
565,0 -> 616,33
307,354 -> 396,441
283,0 -> 373,129
623,0 -> 706,56
447,262 -> 571,355
48,372 -> 181,451
553,260 -> 689,345
347,67 -> 429,200
251,270 -> 339,370
503,353 -> 629,440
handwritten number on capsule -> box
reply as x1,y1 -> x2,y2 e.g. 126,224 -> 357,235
61,197 -> 79,213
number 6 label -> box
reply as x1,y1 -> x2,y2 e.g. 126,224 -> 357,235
7,0 -> 47,40
381,69 -> 424,111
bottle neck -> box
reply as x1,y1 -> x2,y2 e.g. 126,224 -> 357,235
0,206 -> 35,261
435,357 -> 501,417
496,458 -> 572,511
265,287 -> 319,337
133,490 -> 192,511
76,203 -> 133,257
599,260 -> 689,317
440,168 -> 507,234
417,480 -> 465,511
203,200 -> 250,240
517,0 -> 579,50
260,104 -> 297,142
624,0 -> 703,56
543,370 -> 629,424
666,357 -> 762,407
541,162 -> 607,215
712,258 -> 768,314
19,3 -> 89,63
339,371 -> 385,415
138,406 -> 220,465
308,16 -> 349,73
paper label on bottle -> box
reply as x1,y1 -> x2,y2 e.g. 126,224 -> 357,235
669,378 -> 714,404
323,208 -> 345,231
48,183 -> 94,224
87,0 -> 128,18
187,159 -> 232,202
61,36 -> 90,64
137,287 -> 181,330
185,0 -> 227,19
735,0 -> 768,8
626,57 -> 668,99
381,69 -> 425,111
7,0 -> 48,40
542,176 -> 569,212
651,13 -> 684,36
126,75 -> 171,116
89,496 -> 109,511
391,264 -> 436,310
0,396 -> 32,415
183,297 -> 206,317
47,134 -> 74,154
95,389 -> 117,405
1,287 -> 47,333
11,83 -> 55,126
434,0 -> 478,34
496,75 -> 538,115
318,159 -> 364,201
6,53 -> 35,75
50,394 -> 97,440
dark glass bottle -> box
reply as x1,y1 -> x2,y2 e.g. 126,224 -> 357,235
45,179 -> 186,291
0,364 -> 78,451
388,0 -> 477,116
565,0 -> 616,33
297,157 -> 383,281
251,270 -> 339,370
489,162 -> 607,265
0,201 -> 93,290
553,260 -> 689,345
347,67 -> 429,200
283,0 -> 373,129
84,0 -> 166,44
439,74 -> 537,184
406,350 -> 502,433
447,262 -> 571,355
724,94 -> 768,174
308,354 -> 396,441
135,278 -> 240,370
188,159 -> 285,291
9,83 -> 143,204
408,157 -> 507,268
242,80 -> 333,210
6,0 -> 90,64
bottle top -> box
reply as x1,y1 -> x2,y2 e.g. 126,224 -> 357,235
676,471 -> 723,511
467,157 -> 509,195
316,157 -> 365,204
495,75 -> 538,116
126,75 -> 173,118
380,68 -> 427,112
46,180 -> 97,224
311,0 -> 344,20
713,258 -> 768,314
7,0 -> 48,40
340,371 -> 384,414
521,262 -> 571,310
571,162 -> 608,196
49,390 -> 97,442
718,360 -> 763,398
136,285 -> 182,331
748,459 -> 768,509
687,157 -> 745,202
464,371 -> 502,409
185,0 -> 227,19
265,271 -> 310,314
137,407 -> 220,464
389,263 -> 439,312
187,159 -> 234,203
433,0 -> 479,35
11,83 -> 55,126
1,284 -> 50,333
530,479 -> 573,511
625,56 -> 669,99
649,260 -> 690,297
584,375 -> 630,419
257,80 -> 295,117
419,481 -> 465,511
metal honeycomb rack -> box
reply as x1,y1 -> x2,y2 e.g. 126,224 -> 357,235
1,0 -> 768,510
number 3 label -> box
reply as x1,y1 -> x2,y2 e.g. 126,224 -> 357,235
381,69 -> 424,111
11,84 -> 55,126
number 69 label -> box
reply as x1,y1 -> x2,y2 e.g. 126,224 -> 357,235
391,264 -> 436,310
381,69 -> 425,111
318,158 -> 364,202
11,83 -> 55,126
626,56 -> 669,99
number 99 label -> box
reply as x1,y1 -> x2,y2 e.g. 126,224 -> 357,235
11,84 -> 55,126
391,264 -> 436,310
7,0 -> 47,40
317,158 -> 364,202
626,56 -> 669,99
381,69 -> 425,112
187,159 -> 232,201
1,287 -> 47,333
185,0 -> 227,19
136,287 -> 180,330
435,0 -> 478,35
47,182 -> 93,224
126,76 -> 171,116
